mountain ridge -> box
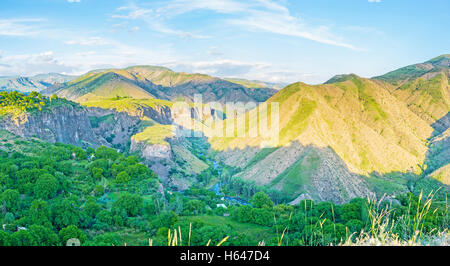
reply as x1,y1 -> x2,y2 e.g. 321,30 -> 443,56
43,66 -> 278,104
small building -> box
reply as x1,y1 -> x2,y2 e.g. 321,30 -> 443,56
217,203 -> 227,209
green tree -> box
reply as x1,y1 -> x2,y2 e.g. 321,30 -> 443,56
84,198 -> 100,217
95,146 -> 120,160
113,192 -> 143,217
91,167 -> 104,180
11,230 -> 36,246
340,203 -> 362,222
87,232 -> 122,246
250,208 -> 273,226
115,171 -> 131,183
29,225 -> 59,246
72,147 -> 87,160
34,174 -> 59,199
154,211 -> 179,228
59,225 -> 87,245
250,192 -> 273,209
323,223 -> 347,244
96,210 -> 113,225
29,199 -> 51,226
184,199 -> 206,215
51,199 -> 81,229
231,205 -> 253,223
1,189 -> 20,213
0,231 -> 11,246
345,219 -> 364,233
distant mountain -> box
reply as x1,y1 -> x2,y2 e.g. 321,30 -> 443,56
0,73 -> 76,93
43,66 -> 277,103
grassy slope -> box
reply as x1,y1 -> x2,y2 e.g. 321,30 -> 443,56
131,124 -> 175,146
389,72 -> 450,124
373,54 -> 450,124
428,164 -> 450,185
82,98 -> 174,113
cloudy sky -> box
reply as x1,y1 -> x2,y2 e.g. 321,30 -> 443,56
0,0 -> 449,84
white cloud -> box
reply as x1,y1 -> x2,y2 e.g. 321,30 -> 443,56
112,8 -> 151,19
128,26 -> 140,33
112,4 -> 208,39
53,40 -> 180,76
0,51 -> 74,76
113,0 -> 359,50
74,51 -> 96,57
65,37 -> 109,46
169,59 -> 271,77
368,0 -> 381,2
0,18 -> 45,36
343,25 -> 384,35
164,59 -> 316,84
67,0 -> 81,3
228,11 -> 358,50
207,46 -> 224,57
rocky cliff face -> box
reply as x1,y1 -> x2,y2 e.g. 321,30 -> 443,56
0,104 -> 101,147
86,107 -> 141,148
129,140 -> 172,160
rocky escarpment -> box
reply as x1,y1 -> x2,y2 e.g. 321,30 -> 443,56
0,104 -> 103,147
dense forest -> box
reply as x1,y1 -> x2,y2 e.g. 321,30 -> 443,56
0,130 -> 447,246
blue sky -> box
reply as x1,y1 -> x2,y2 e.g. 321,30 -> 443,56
0,0 -> 448,84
